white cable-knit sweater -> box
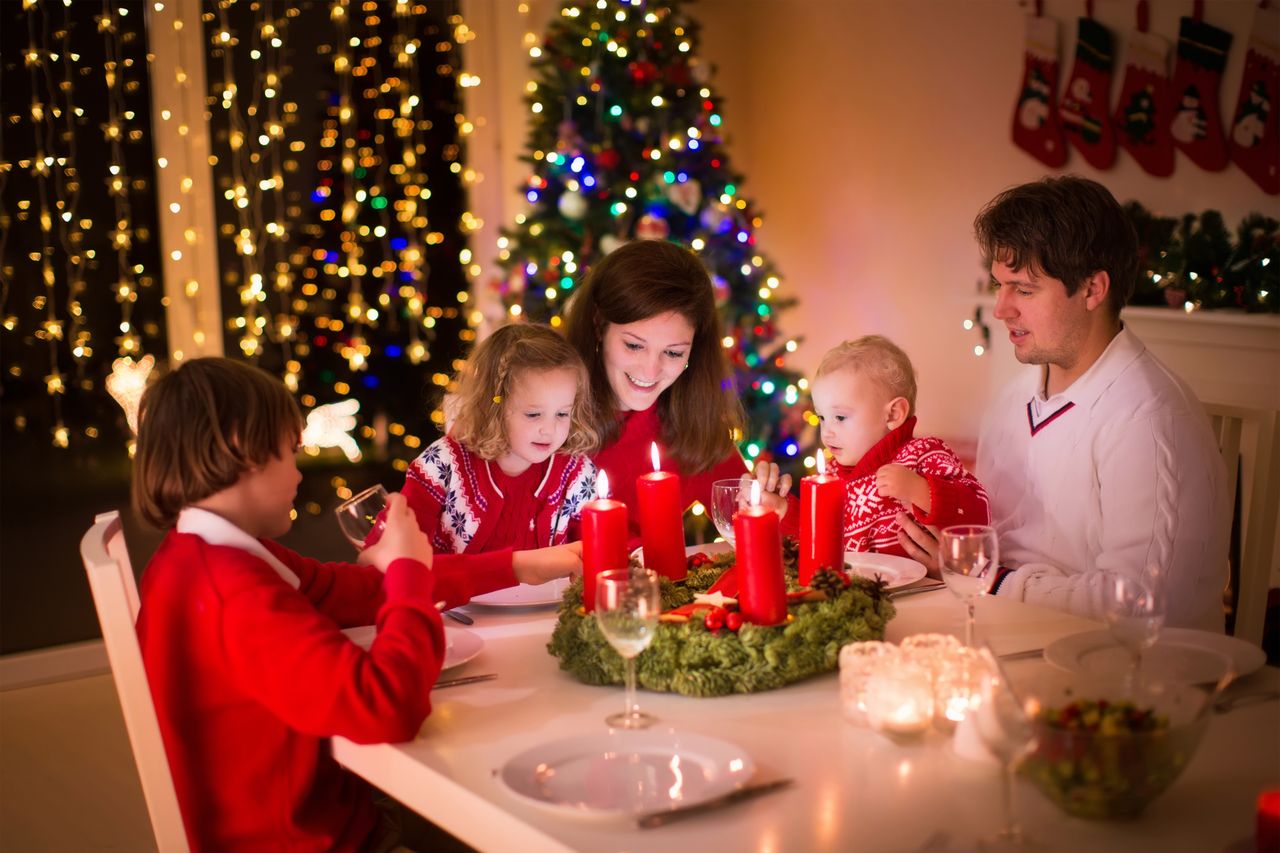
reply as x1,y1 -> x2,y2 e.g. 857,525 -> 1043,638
977,326 -> 1229,631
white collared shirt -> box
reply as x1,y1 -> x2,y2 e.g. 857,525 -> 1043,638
177,506 -> 301,589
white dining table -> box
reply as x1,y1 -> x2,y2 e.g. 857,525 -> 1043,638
333,588 -> 1279,853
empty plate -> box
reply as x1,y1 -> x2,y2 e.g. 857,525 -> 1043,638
1044,627 -> 1265,684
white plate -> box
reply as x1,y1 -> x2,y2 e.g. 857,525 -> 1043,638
842,552 -> 928,590
497,729 -> 755,818
469,576 -> 570,608
1044,627 -> 1265,684
341,625 -> 484,671
678,544 -> 927,590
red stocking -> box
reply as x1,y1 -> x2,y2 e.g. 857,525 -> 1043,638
1059,16 -> 1117,169
1012,15 -> 1068,168
1228,4 -> 1279,194
1169,10 -> 1233,171
1112,2 -> 1174,177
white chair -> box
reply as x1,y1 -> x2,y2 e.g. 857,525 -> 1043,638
81,511 -> 190,852
1204,405 -> 1280,647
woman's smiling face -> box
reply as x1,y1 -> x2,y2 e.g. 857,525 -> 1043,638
600,311 -> 694,412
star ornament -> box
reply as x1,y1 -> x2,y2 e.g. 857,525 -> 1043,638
692,591 -> 738,609
301,398 -> 362,463
106,354 -> 155,433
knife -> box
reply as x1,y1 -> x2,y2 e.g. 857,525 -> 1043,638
637,778 -> 794,829
435,673 -> 497,690
888,582 -> 946,600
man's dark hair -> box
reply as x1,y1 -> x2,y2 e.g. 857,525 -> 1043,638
974,176 -> 1139,316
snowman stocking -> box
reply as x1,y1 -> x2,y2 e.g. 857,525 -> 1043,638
1112,2 -> 1174,177
1012,14 -> 1068,168
1228,4 -> 1279,194
1169,11 -> 1233,171
1059,16 -> 1117,169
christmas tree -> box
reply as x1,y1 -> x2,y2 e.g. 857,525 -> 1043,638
497,0 -> 812,476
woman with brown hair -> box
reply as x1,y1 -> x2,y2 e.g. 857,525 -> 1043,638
563,239 -> 754,540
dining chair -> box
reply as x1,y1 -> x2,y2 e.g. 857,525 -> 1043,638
80,511 -> 190,853
1204,404 -> 1280,647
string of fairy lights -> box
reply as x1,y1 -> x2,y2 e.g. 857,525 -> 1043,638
4,0 -> 481,463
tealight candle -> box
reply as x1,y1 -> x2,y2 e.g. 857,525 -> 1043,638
636,442 -> 686,581
865,662 -> 934,739
798,451 -> 844,586
838,641 -> 900,726
581,471 -> 629,612
931,647 -> 989,733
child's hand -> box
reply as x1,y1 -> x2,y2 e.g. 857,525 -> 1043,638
875,464 -> 929,511
358,493 -> 433,574
739,463 -> 792,519
513,541 -> 583,586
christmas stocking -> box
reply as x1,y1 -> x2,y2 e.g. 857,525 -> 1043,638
1112,5 -> 1174,177
1169,12 -> 1233,171
1228,4 -> 1279,194
1012,15 -> 1068,168
1059,16 -> 1117,169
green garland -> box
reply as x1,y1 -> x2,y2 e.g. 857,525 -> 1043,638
547,547 -> 897,698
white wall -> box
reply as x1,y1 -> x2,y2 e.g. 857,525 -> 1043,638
469,0 -> 1276,444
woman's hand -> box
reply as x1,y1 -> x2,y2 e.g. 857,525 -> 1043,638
740,462 -> 792,518
513,541 -> 583,586
358,493 -> 433,573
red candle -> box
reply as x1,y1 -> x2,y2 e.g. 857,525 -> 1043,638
636,442 -> 686,581
734,482 -> 788,625
581,470 -> 629,612
799,452 -> 845,586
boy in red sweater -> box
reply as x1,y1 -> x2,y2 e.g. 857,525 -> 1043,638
756,336 -> 989,557
132,358 -> 576,850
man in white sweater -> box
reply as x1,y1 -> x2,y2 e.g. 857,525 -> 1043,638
900,177 -> 1228,631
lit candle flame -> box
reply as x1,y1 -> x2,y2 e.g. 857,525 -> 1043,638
750,479 -> 761,507
650,441 -> 660,473
816,451 -> 827,476
596,470 -> 610,500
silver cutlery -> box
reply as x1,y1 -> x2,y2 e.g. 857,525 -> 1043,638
1213,690 -> 1280,714
997,648 -> 1044,661
444,610 -> 474,625
435,673 -> 497,690
888,582 -> 946,600
637,778 -> 794,828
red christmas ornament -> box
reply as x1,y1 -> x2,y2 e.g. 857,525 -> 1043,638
704,607 -> 727,632
666,63 -> 691,88
597,148 -> 621,170
725,612 -> 744,632
629,60 -> 658,85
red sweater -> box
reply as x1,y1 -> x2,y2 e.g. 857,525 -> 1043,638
402,435 -> 598,554
136,531 -> 516,851
591,404 -> 748,545
780,418 -> 989,557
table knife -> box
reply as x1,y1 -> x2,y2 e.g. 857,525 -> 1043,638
435,673 -> 497,690
637,778 -> 794,829
888,582 -> 946,600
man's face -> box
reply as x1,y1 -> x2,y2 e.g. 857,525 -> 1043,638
990,259 -> 1093,376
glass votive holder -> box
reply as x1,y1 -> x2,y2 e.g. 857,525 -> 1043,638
864,661 -> 934,740
900,632 -> 962,682
932,646 -> 990,733
838,641 -> 900,726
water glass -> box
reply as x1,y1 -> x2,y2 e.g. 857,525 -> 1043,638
596,568 -> 661,729
1101,571 -> 1165,686
939,525 -> 999,646
709,478 -> 745,545
335,484 -> 389,549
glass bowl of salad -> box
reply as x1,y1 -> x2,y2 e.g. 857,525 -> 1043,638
1017,662 -> 1232,819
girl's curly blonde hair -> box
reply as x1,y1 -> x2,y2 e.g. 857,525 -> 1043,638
450,323 -> 598,459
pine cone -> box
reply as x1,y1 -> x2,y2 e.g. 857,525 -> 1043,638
781,535 -> 800,565
809,569 -> 848,599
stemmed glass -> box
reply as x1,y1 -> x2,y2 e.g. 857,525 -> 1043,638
596,568 -> 661,729
709,479 -> 744,545
335,484 -> 388,549
973,661 -> 1037,848
1101,570 -> 1165,687
938,525 -> 999,647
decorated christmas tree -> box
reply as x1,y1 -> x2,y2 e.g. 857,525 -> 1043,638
497,0 -> 812,476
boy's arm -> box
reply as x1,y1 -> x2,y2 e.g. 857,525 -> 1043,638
262,540 -> 385,627
217,555 -> 445,745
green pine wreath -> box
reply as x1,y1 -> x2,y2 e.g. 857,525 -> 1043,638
547,541 -> 897,697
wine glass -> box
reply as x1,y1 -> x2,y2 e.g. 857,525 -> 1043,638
973,663 -> 1037,848
595,568 -> 661,729
1101,572 -> 1165,687
938,525 -> 999,647
335,484 -> 388,549
710,478 -> 744,545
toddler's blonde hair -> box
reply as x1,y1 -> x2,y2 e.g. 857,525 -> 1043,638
815,335 -> 917,416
